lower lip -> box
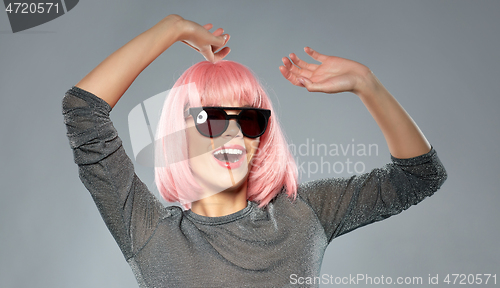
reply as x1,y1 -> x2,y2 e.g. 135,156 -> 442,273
213,152 -> 246,169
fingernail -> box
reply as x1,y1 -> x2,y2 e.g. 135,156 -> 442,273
298,78 -> 305,85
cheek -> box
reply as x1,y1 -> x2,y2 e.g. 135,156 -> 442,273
186,122 -> 208,157
185,125 -> 196,156
245,138 -> 260,158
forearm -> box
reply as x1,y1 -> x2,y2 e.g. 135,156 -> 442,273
356,73 -> 431,159
76,14 -> 184,108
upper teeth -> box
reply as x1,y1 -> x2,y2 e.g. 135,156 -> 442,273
214,149 -> 243,155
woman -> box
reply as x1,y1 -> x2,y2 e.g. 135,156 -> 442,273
62,15 -> 447,287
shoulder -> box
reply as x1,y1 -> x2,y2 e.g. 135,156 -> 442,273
162,205 -> 184,219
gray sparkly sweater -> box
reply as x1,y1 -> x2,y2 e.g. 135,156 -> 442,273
62,86 -> 447,288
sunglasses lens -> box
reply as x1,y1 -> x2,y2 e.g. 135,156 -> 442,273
191,108 -> 269,138
195,108 -> 227,137
239,110 -> 267,138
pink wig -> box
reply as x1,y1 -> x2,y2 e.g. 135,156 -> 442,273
154,60 -> 297,209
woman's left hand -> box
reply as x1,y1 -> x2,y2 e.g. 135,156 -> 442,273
279,47 -> 376,95
280,47 -> 432,159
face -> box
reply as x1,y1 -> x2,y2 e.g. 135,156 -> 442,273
185,102 -> 261,200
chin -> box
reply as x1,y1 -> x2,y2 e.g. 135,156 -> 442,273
194,170 -> 249,198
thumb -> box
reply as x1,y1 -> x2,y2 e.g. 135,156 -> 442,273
200,47 -> 215,63
297,77 -> 322,92
214,34 -> 228,47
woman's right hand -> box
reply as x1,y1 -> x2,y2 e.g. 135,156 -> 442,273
168,15 -> 230,63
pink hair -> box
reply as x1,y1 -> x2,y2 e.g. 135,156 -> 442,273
154,60 -> 297,209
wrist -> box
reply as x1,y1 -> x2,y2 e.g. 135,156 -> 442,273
354,69 -> 385,101
152,14 -> 185,44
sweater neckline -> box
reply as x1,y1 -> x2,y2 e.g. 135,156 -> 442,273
184,201 -> 255,225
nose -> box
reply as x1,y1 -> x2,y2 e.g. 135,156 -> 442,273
223,119 -> 243,139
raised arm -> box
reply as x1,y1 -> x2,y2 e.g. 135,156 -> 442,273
281,48 -> 447,242
76,14 -> 230,108
279,47 -> 430,159
63,15 -> 230,260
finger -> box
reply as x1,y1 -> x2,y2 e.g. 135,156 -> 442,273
289,53 -> 319,71
279,65 -> 305,87
304,47 -> 329,62
181,40 -> 200,52
279,65 -> 294,83
199,46 -> 216,63
299,75 -> 353,93
214,46 -> 231,61
297,77 -> 323,92
212,27 -> 224,37
212,34 -> 229,53
281,57 -> 295,71
213,35 -> 230,53
223,34 -> 230,46
203,23 -> 213,30
282,57 -> 313,79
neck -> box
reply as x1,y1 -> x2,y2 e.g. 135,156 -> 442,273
190,180 -> 249,217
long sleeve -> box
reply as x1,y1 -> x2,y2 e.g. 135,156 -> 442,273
62,86 -> 167,260
297,148 -> 447,243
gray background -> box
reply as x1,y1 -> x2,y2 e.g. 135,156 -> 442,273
1,1 -> 499,287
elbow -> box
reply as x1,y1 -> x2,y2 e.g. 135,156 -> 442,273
62,91 -> 81,114
427,160 -> 447,194
427,149 -> 448,192
434,155 -> 448,189
415,158 -> 448,199
436,165 -> 448,189
62,93 -> 70,114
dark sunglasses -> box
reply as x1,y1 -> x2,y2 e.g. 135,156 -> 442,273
184,107 -> 271,138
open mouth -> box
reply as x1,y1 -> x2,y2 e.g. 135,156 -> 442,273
212,146 -> 246,169
213,148 -> 243,163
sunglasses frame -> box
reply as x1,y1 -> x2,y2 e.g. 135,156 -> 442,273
184,107 -> 271,138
